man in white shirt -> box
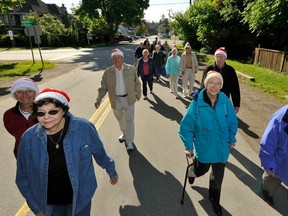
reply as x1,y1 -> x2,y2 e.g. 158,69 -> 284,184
95,49 -> 141,150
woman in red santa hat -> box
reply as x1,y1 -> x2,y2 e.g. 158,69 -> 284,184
16,87 -> 118,216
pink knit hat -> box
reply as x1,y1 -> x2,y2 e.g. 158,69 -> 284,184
35,88 -> 70,105
204,70 -> 223,88
11,78 -> 39,99
214,47 -> 227,58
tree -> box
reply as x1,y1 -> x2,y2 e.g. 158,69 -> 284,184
0,0 -> 24,13
26,13 -> 68,46
76,0 -> 149,40
243,0 -> 288,49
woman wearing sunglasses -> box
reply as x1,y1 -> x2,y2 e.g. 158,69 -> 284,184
16,88 -> 118,216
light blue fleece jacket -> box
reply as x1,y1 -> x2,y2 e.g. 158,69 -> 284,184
165,55 -> 180,75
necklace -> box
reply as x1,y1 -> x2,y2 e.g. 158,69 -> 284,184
48,129 -> 64,149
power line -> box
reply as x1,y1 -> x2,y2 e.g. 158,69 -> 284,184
150,2 -> 189,6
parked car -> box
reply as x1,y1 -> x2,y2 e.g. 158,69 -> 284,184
129,35 -> 140,40
115,35 -> 133,42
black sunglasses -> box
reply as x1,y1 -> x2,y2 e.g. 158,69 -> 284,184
36,109 -> 61,117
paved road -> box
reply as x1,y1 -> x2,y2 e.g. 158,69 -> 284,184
0,45 -> 287,216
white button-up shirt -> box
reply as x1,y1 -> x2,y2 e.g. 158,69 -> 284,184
115,66 -> 127,95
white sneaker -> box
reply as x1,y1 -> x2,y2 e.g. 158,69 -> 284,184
118,134 -> 125,143
126,142 -> 134,150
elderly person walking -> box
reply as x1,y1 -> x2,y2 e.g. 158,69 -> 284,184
152,45 -> 165,81
95,49 -> 141,151
16,88 -> 118,216
3,78 -> 39,158
179,71 -> 238,216
180,42 -> 199,98
201,47 -> 241,113
138,49 -> 156,100
259,104 -> 288,206
165,47 -> 181,99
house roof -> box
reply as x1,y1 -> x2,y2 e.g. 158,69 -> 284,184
11,0 -> 67,17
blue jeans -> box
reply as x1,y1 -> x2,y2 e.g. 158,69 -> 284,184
51,202 -> 91,216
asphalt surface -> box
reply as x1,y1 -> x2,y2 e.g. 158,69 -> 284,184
0,44 -> 287,216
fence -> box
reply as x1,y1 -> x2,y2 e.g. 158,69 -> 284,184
253,47 -> 288,74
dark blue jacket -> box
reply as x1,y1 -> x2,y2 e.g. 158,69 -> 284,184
137,57 -> 155,79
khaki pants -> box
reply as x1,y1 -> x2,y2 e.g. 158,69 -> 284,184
182,68 -> 195,96
169,75 -> 179,96
113,97 -> 135,144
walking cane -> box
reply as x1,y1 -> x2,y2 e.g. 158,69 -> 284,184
180,155 -> 194,204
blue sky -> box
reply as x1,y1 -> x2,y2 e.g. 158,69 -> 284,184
42,0 -> 190,22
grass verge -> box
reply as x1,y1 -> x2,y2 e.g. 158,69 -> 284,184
0,61 -> 55,79
204,55 -> 288,103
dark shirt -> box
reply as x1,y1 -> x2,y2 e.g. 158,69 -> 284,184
202,62 -> 241,107
47,116 -> 73,205
135,46 -> 143,59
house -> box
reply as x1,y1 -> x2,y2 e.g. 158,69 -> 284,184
0,0 -> 71,33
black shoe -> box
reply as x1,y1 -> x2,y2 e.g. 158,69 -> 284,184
212,202 -> 222,216
188,177 -> 195,184
262,189 -> 274,205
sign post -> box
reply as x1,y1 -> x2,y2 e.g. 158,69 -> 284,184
24,24 -> 44,67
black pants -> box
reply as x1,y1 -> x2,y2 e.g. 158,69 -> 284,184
141,75 -> 153,96
194,159 -> 226,204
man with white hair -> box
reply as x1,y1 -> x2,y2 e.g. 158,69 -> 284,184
180,42 -> 199,97
95,49 -> 141,150
200,47 -> 240,113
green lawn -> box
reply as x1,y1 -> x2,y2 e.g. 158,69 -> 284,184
0,61 -> 55,78
204,55 -> 288,103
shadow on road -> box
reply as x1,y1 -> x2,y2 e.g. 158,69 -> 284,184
119,146 -> 196,216
191,186 -> 232,216
237,117 -> 259,139
227,148 -> 288,215
147,93 -> 183,124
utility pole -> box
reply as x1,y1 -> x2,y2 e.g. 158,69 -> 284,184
167,9 -> 172,19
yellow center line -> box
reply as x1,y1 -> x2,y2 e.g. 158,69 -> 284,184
15,202 -> 29,216
16,97 -> 111,216
89,97 -> 110,123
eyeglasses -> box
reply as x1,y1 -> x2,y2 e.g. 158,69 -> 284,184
208,82 -> 222,87
36,109 -> 61,117
185,47 -> 191,49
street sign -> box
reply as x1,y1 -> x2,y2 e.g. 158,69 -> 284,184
8,30 -> 13,36
34,36 -> 41,44
21,20 -> 34,27
24,25 -> 42,37
87,33 -> 93,40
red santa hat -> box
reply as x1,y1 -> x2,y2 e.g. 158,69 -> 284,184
214,47 -> 227,58
35,88 -> 70,105
11,78 -> 39,99
204,70 -> 223,88
111,49 -> 124,58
